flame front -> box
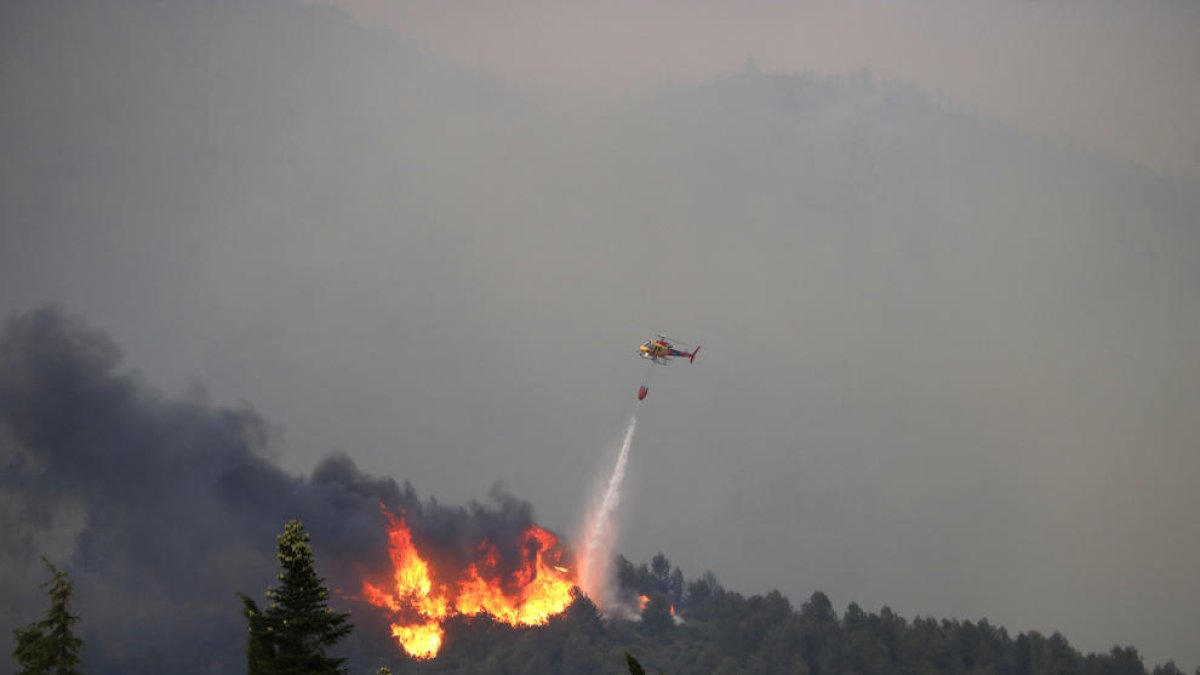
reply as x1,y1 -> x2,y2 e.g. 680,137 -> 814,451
362,507 -> 577,659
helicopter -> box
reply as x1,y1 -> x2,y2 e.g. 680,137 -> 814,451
636,335 -> 700,400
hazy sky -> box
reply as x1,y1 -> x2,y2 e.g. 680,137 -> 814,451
2,0 -> 1199,670
321,0 -> 1200,181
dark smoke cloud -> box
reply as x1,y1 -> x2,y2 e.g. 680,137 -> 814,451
0,306 -> 549,673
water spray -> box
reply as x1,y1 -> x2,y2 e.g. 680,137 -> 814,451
578,335 -> 699,610
578,410 -> 639,611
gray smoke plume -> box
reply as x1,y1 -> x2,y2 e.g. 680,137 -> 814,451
0,306 -> 551,673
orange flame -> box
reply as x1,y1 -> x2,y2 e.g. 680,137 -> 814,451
636,593 -> 677,617
361,506 -> 577,659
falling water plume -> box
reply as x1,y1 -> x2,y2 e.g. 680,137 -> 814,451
578,411 -> 638,611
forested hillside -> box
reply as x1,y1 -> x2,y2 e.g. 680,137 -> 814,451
381,553 -> 1194,675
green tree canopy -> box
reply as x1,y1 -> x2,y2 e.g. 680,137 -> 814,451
11,557 -> 84,675
239,519 -> 353,675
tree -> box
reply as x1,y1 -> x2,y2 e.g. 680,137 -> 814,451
668,566 -> 685,607
11,557 -> 84,675
239,520 -> 353,675
562,591 -> 604,638
641,593 -> 675,635
615,555 -> 638,595
1150,662 -> 1183,675
650,553 -> 672,592
684,570 -> 721,620
239,593 -> 275,673
627,651 -> 668,675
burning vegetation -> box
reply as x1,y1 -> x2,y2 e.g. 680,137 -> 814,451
361,506 -> 577,659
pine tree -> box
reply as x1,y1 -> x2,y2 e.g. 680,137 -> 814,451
237,593 -> 275,674
239,520 -> 353,675
11,557 -> 84,675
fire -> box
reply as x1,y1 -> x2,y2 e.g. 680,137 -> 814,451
361,506 -> 578,659
636,593 -> 677,617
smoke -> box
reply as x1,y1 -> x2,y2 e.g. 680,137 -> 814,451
577,411 -> 638,612
0,306 -> 559,673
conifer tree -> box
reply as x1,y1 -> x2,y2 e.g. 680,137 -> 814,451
11,557 -> 84,675
237,593 -> 275,674
239,520 -> 353,675
626,652 -> 646,675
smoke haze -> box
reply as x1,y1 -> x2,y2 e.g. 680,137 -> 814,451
325,0 -> 1200,181
0,307 -> 564,671
2,0 -> 1199,670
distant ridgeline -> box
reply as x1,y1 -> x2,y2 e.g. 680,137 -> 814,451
388,552 -> 1193,675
